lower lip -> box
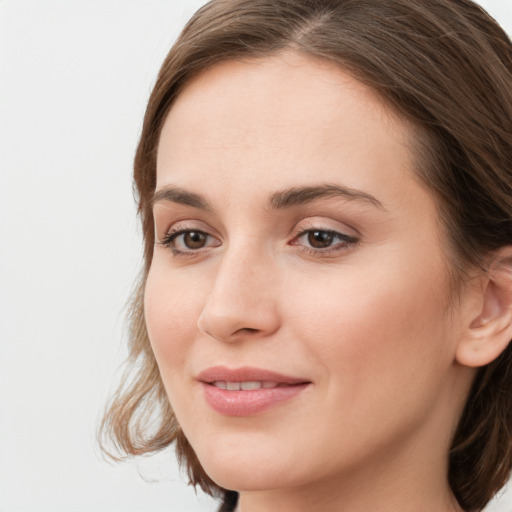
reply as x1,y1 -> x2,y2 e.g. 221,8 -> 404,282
202,383 -> 310,416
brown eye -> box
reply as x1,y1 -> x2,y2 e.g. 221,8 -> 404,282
307,230 -> 335,248
183,231 -> 207,249
162,229 -> 221,255
291,228 -> 359,255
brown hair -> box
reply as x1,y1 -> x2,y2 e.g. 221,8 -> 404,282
99,1 -> 512,510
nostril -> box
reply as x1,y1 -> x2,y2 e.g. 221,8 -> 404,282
197,293 -> 280,342
235,327 -> 259,335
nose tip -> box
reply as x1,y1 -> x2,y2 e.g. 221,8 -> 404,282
197,303 -> 279,343
197,255 -> 280,343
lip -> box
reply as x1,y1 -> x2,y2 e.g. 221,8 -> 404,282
197,365 -> 311,416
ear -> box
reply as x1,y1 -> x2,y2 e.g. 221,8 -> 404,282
456,247 -> 512,368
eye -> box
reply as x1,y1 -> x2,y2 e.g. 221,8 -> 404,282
291,229 -> 358,254
306,230 -> 337,249
160,228 -> 221,256
176,231 -> 209,250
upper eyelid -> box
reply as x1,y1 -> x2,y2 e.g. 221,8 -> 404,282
294,228 -> 356,239
158,219 -> 218,237
294,225 -> 354,236
290,217 -> 360,238
291,229 -> 359,248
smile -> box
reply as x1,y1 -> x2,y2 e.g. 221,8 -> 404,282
198,366 -> 311,416
212,381 -> 284,390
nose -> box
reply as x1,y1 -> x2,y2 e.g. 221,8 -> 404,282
197,245 -> 280,343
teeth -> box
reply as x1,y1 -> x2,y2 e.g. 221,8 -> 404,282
212,381 -> 280,390
241,381 -> 261,390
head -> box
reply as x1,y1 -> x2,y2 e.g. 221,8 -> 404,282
100,1 -> 512,510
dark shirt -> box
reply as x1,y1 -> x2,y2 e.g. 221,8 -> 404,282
218,491 -> 239,512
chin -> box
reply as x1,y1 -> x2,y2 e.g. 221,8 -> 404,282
192,437 -> 301,492
206,464 -> 296,493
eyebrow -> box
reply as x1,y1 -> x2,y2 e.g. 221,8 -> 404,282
152,187 -> 212,210
269,184 -> 385,210
151,183 -> 384,211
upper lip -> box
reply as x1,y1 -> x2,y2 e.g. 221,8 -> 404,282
197,365 -> 310,384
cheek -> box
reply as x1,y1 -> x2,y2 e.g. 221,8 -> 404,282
285,255 -> 454,392
144,264 -> 201,373
274,258 -> 457,465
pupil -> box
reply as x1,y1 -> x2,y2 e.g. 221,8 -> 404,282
308,230 -> 333,248
184,231 -> 206,249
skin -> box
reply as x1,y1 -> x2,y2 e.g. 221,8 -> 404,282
145,52 -> 479,512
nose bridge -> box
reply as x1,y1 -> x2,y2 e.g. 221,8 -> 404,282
197,238 -> 280,341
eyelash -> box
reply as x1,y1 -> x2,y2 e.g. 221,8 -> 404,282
158,226 -> 359,258
291,229 -> 359,256
159,228 -> 220,258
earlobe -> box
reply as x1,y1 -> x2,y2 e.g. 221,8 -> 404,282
456,247 -> 512,368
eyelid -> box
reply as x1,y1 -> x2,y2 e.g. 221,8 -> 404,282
291,229 -> 358,246
157,219 -> 222,257
290,217 -> 359,239
166,229 -> 220,251
289,217 -> 360,255
156,217 -> 359,258
157,218 -> 217,240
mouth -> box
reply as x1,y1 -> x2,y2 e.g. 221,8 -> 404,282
197,365 -> 310,385
210,381 -> 294,390
197,366 -> 311,416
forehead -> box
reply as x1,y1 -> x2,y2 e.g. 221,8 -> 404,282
156,51 -> 423,211
160,52 -> 405,151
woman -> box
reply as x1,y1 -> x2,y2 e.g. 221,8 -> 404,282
100,1 -> 512,511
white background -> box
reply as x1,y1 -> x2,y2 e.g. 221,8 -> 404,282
1,1 -> 511,511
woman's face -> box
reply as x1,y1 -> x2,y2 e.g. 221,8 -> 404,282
146,53 -> 473,497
